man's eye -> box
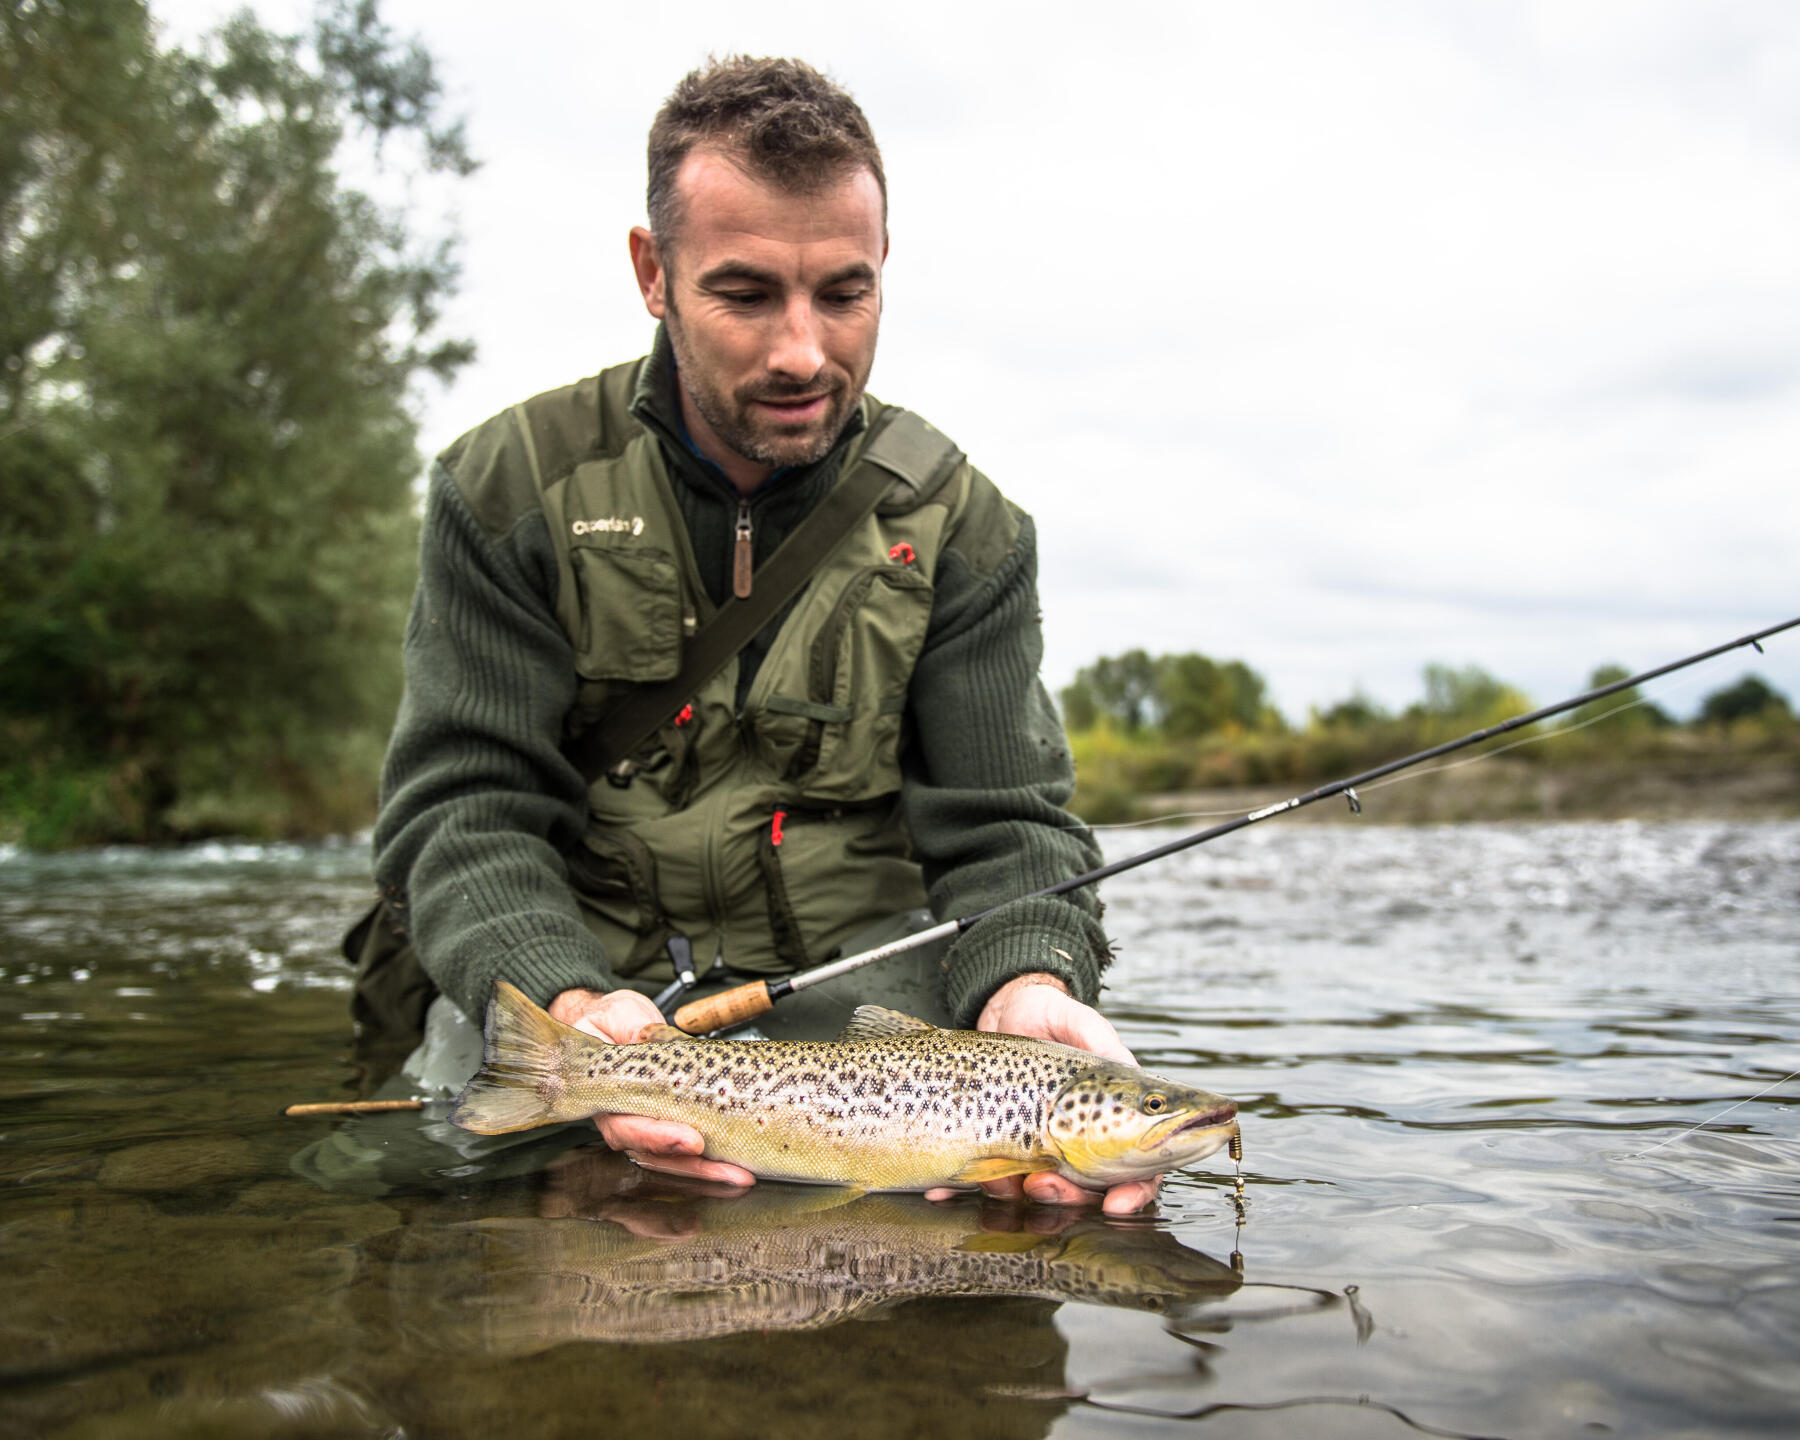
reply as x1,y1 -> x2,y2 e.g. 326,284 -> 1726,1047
720,291 -> 765,307
825,290 -> 870,307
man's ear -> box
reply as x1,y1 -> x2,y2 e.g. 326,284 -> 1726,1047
629,226 -> 667,319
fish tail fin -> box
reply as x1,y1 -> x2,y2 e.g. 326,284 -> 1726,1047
450,981 -> 590,1135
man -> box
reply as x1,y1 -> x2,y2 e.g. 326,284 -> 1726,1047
368,57 -> 1158,1213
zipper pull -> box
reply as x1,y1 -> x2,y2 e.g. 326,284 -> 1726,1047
733,499 -> 753,599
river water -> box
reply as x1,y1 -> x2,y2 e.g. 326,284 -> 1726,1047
2,820 -> 1797,1438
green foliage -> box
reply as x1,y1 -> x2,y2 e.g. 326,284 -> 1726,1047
1570,664 -> 1675,733
1061,650 -> 1281,740
1311,690 -> 1391,730
1412,662 -> 1531,730
1158,653 -> 1277,738
1061,650 -> 1160,733
1063,650 -> 1800,823
0,0 -> 473,845
1699,674 -> 1793,727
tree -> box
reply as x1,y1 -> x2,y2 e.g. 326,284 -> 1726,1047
1311,690 -> 1392,730
1411,662 -> 1531,733
1060,649 -> 1280,737
1698,674 -> 1793,727
1569,664 -> 1674,732
1062,650 -> 1160,733
1157,653 -> 1275,738
0,0 -> 474,842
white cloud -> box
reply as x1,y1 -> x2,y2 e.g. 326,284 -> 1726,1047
150,0 -> 1800,717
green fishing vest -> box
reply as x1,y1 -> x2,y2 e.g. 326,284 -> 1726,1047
531,359 -> 970,980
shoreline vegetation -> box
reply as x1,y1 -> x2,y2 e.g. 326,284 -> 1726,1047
1064,650 -> 1799,828
5,10 -> 1792,853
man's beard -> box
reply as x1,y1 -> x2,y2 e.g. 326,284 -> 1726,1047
664,303 -> 862,471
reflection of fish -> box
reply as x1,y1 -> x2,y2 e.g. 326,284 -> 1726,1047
403,1179 -> 1243,1351
452,983 -> 1239,1192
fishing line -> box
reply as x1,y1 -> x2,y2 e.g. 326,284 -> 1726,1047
1628,1068 -> 1800,1157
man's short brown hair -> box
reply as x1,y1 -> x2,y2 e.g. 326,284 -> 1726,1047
647,56 -> 886,248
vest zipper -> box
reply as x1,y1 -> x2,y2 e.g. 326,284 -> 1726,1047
732,498 -> 753,599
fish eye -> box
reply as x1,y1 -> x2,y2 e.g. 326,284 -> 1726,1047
1143,1093 -> 1166,1114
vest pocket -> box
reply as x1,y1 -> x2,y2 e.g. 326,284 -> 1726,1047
754,803 -> 926,971
755,808 -> 811,970
775,564 -> 932,801
565,827 -> 672,975
569,545 -> 683,683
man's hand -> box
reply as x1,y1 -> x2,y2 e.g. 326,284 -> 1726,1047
547,987 -> 755,1188
923,972 -> 1160,1216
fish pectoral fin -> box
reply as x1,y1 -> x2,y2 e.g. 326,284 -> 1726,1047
637,1023 -> 695,1043
835,1006 -> 942,1041
949,1156 -> 1061,1185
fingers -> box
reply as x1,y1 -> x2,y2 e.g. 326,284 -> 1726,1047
1100,1178 -> 1160,1216
1021,1170 -> 1160,1214
593,1111 -> 755,1186
549,986 -> 665,1044
627,1152 -> 756,1187
1052,1004 -> 1136,1066
924,1175 -> 1022,1202
595,1112 -> 700,1154
977,983 -> 1138,1067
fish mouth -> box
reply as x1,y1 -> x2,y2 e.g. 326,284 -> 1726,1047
1152,1103 -> 1238,1148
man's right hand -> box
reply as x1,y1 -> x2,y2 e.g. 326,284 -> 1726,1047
547,986 -> 756,1188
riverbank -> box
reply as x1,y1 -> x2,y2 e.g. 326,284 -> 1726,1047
1103,753 -> 1800,827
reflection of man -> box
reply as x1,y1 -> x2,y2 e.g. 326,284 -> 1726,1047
370,57 -> 1158,1211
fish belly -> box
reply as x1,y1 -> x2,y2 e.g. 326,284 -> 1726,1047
689,1112 -> 995,1191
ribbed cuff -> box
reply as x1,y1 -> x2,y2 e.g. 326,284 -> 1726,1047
941,895 -> 1109,1029
440,937 -> 614,1023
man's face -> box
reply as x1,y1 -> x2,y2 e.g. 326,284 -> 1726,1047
631,149 -> 887,487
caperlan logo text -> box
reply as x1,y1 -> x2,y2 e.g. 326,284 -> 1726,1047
572,516 -> 645,537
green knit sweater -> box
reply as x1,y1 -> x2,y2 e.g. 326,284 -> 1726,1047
373,329 -> 1108,1028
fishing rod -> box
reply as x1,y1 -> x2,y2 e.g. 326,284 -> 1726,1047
672,614 -> 1799,1035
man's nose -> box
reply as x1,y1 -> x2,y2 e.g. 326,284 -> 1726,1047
766,296 -> 825,380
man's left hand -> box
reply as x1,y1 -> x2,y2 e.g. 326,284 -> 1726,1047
924,972 -> 1161,1216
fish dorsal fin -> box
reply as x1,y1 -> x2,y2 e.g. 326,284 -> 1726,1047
836,1006 -> 940,1041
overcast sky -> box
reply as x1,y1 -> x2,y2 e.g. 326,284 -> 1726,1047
155,0 -> 1800,721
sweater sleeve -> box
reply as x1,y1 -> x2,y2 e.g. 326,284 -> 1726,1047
901,482 -> 1110,1028
372,461 -> 615,1020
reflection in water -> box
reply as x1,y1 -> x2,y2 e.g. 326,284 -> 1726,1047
394,1149 -> 1243,1352
5,822 -> 1800,1437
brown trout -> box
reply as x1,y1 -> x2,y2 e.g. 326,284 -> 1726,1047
451,981 -> 1240,1192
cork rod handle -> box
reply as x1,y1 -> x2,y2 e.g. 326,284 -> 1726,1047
674,980 -> 773,1034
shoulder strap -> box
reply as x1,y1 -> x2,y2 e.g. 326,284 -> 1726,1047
567,407 -> 963,782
